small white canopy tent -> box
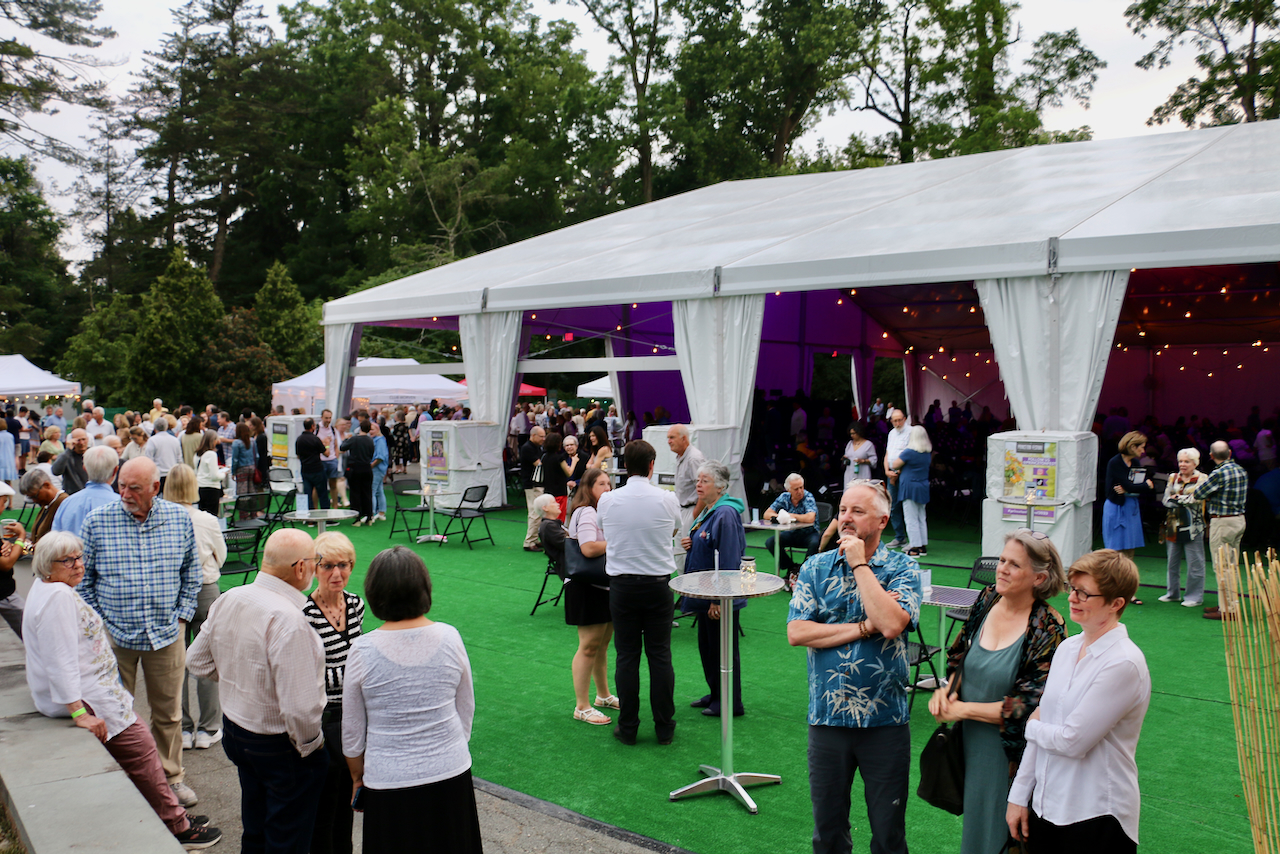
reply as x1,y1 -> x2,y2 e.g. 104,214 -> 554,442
575,376 -> 616,400
0,355 -> 80,399
272,357 -> 466,414
320,121 -> 1280,525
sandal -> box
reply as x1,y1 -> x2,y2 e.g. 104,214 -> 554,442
573,707 -> 611,725
906,547 -> 928,557
594,694 -> 620,710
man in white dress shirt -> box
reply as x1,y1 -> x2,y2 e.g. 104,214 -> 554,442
598,440 -> 682,745
668,424 -> 706,575
188,528 -> 328,853
883,410 -> 911,547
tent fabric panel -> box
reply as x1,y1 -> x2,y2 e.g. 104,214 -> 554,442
324,324 -> 362,419
0,355 -> 81,397
458,311 -> 522,424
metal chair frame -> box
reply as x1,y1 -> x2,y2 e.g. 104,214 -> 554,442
436,485 -> 494,549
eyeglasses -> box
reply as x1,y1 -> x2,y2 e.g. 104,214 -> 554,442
1012,528 -> 1050,541
291,557 -> 317,570
847,478 -> 888,494
318,561 -> 352,572
1066,584 -> 1106,601
54,554 -> 84,567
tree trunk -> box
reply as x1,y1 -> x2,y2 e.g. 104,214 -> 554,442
210,175 -> 230,285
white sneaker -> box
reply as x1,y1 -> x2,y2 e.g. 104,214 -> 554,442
1182,599 -> 1203,607
886,539 -> 903,549
376,512 -> 387,521
1157,593 -> 1179,603
171,781 -> 198,808
352,519 -> 363,527
194,729 -> 222,749
181,731 -> 194,750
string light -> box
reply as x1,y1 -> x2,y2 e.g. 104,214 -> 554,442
531,314 -> 536,319
1184,311 -> 1192,318
775,291 -> 781,296
616,325 -> 622,330
837,299 -> 843,305
432,316 -> 438,321
632,303 -> 638,308
882,332 -> 889,339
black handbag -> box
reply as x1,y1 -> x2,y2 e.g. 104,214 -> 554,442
564,538 -> 608,586
917,720 -> 965,815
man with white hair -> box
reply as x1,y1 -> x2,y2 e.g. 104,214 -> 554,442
667,424 -> 706,575
787,481 -> 921,854
85,406 -> 111,446
763,473 -> 820,586
149,398 -> 168,423
51,445 -> 120,534
78,456 -> 201,808
1198,440 -> 1249,621
883,409 -> 911,547
51,427 -> 90,494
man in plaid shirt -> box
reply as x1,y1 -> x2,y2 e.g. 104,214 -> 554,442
1196,441 -> 1248,621
78,456 -> 202,807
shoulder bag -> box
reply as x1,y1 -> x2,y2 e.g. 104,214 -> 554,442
564,538 -> 608,586
917,600 -> 980,815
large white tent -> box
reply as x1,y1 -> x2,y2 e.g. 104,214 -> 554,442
0,355 -> 80,400
320,122 -> 1280,523
575,376 -> 616,400
272,357 -> 466,414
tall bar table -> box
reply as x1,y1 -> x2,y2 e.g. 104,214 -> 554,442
667,570 -> 786,814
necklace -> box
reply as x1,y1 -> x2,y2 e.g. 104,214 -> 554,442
314,592 -> 345,629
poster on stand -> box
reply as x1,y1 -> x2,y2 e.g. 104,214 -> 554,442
1002,440 -> 1060,522
271,422 -> 291,466
425,430 -> 449,483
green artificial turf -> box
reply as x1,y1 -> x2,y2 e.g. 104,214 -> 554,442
9,492 -> 1252,853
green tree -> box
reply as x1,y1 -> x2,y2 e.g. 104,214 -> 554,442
0,0 -> 115,160
207,308 -> 290,415
1126,0 -> 1280,125
126,247 -> 224,406
255,261 -> 321,374
56,294 -> 139,405
0,156 -> 80,363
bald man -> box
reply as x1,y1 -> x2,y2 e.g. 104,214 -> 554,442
51,427 -> 90,494
521,426 -> 547,550
78,456 -> 202,807
188,528 -> 328,852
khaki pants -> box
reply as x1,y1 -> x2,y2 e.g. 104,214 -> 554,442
1208,515 -> 1246,613
524,487 -> 544,548
112,637 -> 186,785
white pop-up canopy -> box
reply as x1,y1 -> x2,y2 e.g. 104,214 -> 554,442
0,355 -> 80,399
575,376 -> 615,399
273,358 -> 466,413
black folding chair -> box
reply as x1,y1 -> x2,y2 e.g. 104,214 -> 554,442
222,526 -> 264,586
436,485 -> 493,549
945,556 -> 999,643
531,552 -> 565,616
907,622 -> 943,711
388,480 -> 432,540
265,469 -> 297,532
229,492 -> 272,531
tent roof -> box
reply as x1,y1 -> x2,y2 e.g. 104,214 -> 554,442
0,355 -> 80,397
274,357 -> 466,401
323,122 -> 1280,326
576,376 -> 615,398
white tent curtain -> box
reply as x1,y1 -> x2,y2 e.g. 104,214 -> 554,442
673,294 -> 766,508
458,311 -> 523,423
324,323 -> 362,417
975,270 -> 1129,432
605,335 -> 624,417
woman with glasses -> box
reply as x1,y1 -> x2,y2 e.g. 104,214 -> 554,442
1007,550 -> 1150,853
929,529 -> 1067,854
303,531 -> 365,854
22,533 -> 222,849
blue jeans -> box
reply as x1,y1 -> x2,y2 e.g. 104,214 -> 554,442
301,470 -> 330,510
887,480 -> 906,542
221,716 -> 329,854
371,464 -> 388,516
765,527 -> 821,571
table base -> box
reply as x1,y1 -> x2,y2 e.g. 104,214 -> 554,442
415,534 -> 448,544
669,765 -> 781,814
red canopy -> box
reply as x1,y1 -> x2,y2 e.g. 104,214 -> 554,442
458,379 -> 546,397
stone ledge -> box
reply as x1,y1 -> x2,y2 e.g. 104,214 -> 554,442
0,627 -> 183,853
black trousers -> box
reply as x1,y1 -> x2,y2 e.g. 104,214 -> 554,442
310,711 -> 353,854
807,723 -> 910,854
1027,811 -> 1135,854
696,607 -> 743,713
346,469 -> 373,521
609,575 -> 675,738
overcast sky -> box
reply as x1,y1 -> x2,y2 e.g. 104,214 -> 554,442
4,0 -> 1200,261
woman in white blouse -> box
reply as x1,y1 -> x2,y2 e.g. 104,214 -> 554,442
165,464 -> 227,752
1007,549 -> 1151,853
193,429 -> 223,516
842,422 -> 879,481
343,546 -> 479,852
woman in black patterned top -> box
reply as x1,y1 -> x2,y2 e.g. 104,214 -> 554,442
303,531 -> 365,854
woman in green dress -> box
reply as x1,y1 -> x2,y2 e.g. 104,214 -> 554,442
929,529 -> 1068,853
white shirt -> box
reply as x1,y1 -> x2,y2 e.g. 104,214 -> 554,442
196,450 -> 222,489
183,503 -> 226,585
24,580 -> 137,740
1008,624 -> 1150,843
342,623 -> 474,789
144,430 -> 183,476
598,474 -> 681,577
187,572 -> 326,756
885,424 -> 910,466
85,417 -> 111,445
673,445 -> 707,508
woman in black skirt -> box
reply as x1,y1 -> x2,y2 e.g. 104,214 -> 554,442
343,547 -> 481,853
564,468 -> 617,725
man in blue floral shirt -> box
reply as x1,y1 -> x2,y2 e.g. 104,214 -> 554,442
787,481 -> 922,854
764,473 -> 821,584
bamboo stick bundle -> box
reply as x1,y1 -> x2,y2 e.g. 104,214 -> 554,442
1218,544 -> 1280,854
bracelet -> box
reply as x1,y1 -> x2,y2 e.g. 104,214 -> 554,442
851,563 -> 871,572
71,707 -> 86,719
